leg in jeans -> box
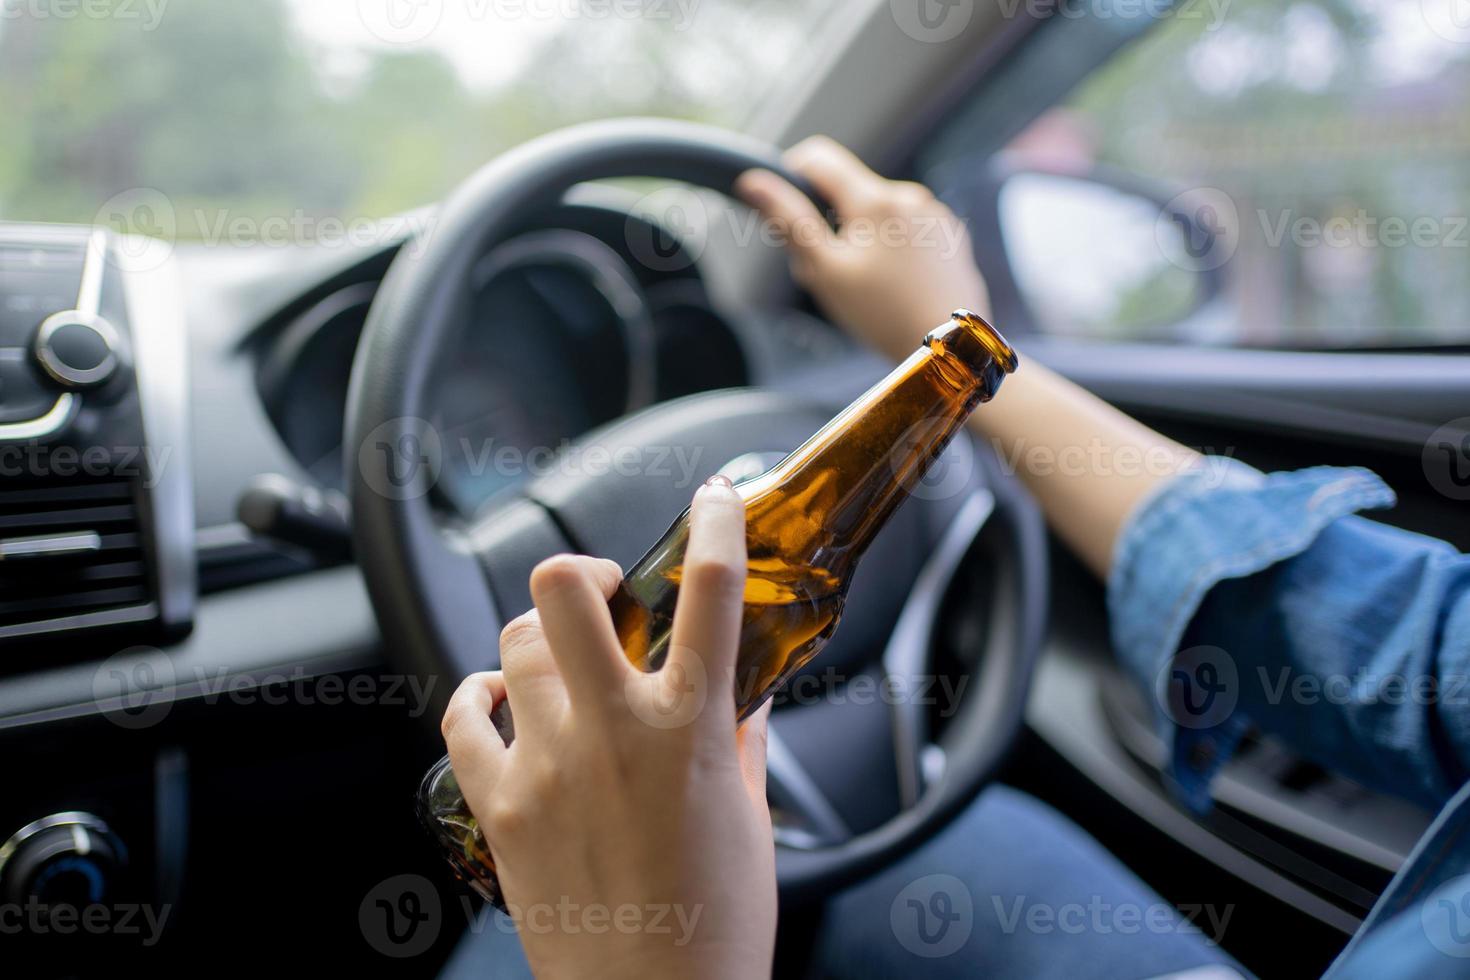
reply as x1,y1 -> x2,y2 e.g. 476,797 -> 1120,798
440,786 -> 1246,980
439,910 -> 535,980
815,785 -> 1247,980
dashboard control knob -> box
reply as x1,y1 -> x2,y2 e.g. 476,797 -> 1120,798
0,812 -> 126,909
34,310 -> 121,389
238,473 -> 353,561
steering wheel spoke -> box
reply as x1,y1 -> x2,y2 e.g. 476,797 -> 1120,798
456,495 -> 573,631
766,721 -> 853,849
881,489 -> 996,807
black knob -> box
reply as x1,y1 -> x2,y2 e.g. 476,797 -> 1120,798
34,311 -> 121,389
238,473 -> 354,562
0,812 -> 126,908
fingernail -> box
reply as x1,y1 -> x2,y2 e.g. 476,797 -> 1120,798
698,473 -> 736,498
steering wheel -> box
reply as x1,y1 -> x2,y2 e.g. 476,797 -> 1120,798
346,118 -> 1048,902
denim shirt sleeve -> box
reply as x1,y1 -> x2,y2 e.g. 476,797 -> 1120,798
1106,457 -> 1470,813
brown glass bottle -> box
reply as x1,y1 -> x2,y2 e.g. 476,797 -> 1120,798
418,309 -> 1017,909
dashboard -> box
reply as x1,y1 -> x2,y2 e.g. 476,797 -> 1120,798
253,198 -> 754,517
0,196 -> 863,968
0,189 -> 859,637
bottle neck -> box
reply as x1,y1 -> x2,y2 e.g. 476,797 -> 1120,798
742,311 -> 1014,578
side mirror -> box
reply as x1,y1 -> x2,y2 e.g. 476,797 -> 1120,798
965,164 -> 1232,342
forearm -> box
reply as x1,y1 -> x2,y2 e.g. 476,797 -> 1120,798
968,358 -> 1197,580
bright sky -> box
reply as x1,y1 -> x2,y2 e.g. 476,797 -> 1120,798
286,0 -> 744,93
288,0 -> 572,91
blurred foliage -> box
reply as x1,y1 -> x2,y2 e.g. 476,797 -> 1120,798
0,0 -> 829,232
1061,0 -> 1470,346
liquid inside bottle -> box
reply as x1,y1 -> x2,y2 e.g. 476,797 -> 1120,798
418,309 -> 1017,909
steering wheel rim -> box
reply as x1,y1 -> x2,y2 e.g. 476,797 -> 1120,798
347,117 -> 815,690
346,117 -> 1048,901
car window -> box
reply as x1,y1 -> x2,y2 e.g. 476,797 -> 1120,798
940,1 -> 1470,350
0,0 -> 838,236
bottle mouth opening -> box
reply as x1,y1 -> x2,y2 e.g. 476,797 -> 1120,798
950,309 -> 1018,374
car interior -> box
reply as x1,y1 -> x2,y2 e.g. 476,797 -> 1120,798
2,1 -> 1468,977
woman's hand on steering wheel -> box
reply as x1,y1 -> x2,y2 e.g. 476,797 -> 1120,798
736,135 -> 990,363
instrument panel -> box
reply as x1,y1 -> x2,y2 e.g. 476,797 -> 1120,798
256,203 -> 750,516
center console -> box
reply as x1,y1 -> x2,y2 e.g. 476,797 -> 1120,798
0,225 -> 194,648
0,224 -> 196,968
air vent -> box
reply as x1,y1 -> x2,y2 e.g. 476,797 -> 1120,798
0,479 -> 156,638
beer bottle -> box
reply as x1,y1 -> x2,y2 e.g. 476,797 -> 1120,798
418,309 -> 1017,908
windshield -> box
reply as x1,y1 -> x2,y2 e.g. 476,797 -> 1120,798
0,0 -> 835,238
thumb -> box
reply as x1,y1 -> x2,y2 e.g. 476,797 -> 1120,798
735,168 -> 832,280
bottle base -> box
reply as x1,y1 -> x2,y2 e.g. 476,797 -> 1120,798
416,753 -> 507,912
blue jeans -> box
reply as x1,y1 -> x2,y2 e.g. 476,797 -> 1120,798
440,786 -> 1244,979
